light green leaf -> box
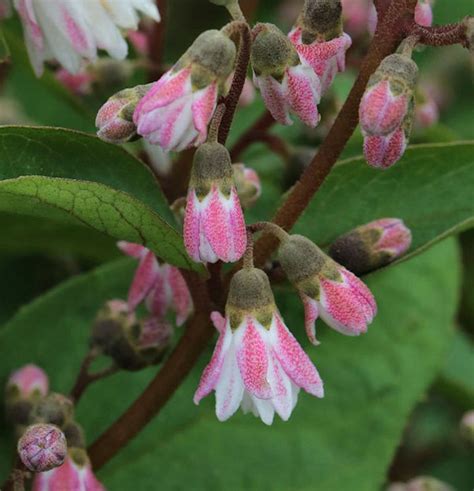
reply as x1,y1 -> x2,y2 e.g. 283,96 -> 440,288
0,239 -> 461,490
0,126 -> 202,272
293,142 -> 474,265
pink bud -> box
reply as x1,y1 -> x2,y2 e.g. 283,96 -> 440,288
18,424 -> 67,472
55,69 -> 94,96
32,448 -> 106,491
415,0 -> 434,27
363,127 -> 407,169
233,164 -> 262,208
341,0 -> 373,37
7,364 -> 49,399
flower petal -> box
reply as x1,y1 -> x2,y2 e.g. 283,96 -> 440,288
300,293 -> 320,346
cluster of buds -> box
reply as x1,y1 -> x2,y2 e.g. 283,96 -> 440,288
183,141 -> 247,264
13,0 -> 160,77
329,218 -> 412,275
5,364 -> 105,489
359,52 -> 418,168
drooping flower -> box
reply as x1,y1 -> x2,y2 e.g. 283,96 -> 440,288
18,424 -> 67,473
278,234 -> 377,345
32,448 -> 106,491
194,267 -> 324,425
233,164 -> 262,209
7,364 -> 49,399
13,0 -> 160,77
134,29 -> 236,152
183,142 -> 247,264
288,0 -> 352,93
118,242 -> 193,326
251,23 -> 321,127
329,218 -> 412,275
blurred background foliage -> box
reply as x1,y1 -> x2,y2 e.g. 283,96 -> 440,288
0,0 -> 473,490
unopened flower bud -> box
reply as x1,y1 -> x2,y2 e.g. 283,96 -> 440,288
415,0 -> 434,27
184,142 -> 247,264
62,421 -> 86,449
6,364 -> 49,401
329,218 -> 412,274
96,84 -> 150,144
279,234 -> 376,344
252,23 -> 321,126
233,164 -> 261,208
33,448 -> 106,491
298,0 -> 343,42
133,317 -> 173,366
460,410 -> 474,443
32,393 -> 75,427
18,424 -> 67,472
360,54 -> 418,137
415,84 -> 439,129
55,69 -> 94,96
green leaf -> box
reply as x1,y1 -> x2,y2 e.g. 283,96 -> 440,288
0,239 -> 461,489
0,126 -> 201,271
293,142 -> 474,265
0,27 -> 9,63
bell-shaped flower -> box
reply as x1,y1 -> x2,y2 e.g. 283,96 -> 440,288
134,29 -> 236,152
13,0 -> 160,77
118,242 -> 193,326
194,267 -> 324,425
183,142 -> 247,264
32,448 -> 105,491
288,0 -> 352,93
279,234 -> 377,345
251,23 -> 321,127
329,218 -> 412,275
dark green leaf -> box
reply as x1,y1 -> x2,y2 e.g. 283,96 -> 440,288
0,126 -> 202,272
0,27 -> 9,63
0,239 -> 461,489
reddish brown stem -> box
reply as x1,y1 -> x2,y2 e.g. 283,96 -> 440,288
88,271 -> 213,470
230,110 -> 275,160
253,0 -> 418,266
410,21 -> 469,47
240,0 -> 260,21
148,0 -> 168,81
218,22 -> 252,145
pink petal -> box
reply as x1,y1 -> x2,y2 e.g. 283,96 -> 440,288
364,128 -> 407,169
236,318 -> 272,399
192,83 -> 218,138
286,65 -> 321,127
82,466 -> 106,491
300,294 -> 320,346
227,188 -> 247,262
183,189 -> 202,262
210,311 -> 226,335
267,350 -> 294,421
128,250 -> 160,311
270,315 -> 324,398
255,74 -> 292,125
117,241 -> 148,259
145,269 -> 168,318
194,321 -> 232,404
167,266 -> 193,326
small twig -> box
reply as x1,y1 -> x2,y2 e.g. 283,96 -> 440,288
219,21 -> 252,145
208,103 -> 227,143
409,21 -> 469,47
69,350 -> 118,403
230,110 -> 275,160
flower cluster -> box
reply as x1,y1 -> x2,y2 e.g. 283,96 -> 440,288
13,0 -> 160,76
5,365 -> 105,489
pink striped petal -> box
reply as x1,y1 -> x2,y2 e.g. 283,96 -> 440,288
145,269 -> 168,318
194,319 -> 232,404
183,189 -> 202,262
286,65 -> 321,127
227,188 -> 247,262
270,315 -> 324,398
211,311 -> 226,335
128,250 -> 160,311
192,83 -> 218,137
363,127 -> 407,169
255,74 -> 292,125
236,318 -> 272,399
267,350 -> 294,421
167,266 -> 193,326
300,294 -> 320,346
117,241 -> 148,259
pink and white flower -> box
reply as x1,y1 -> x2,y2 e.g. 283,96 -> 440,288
13,0 -> 160,77
7,364 -> 49,399
288,27 -> 352,94
278,235 -> 377,345
32,448 -> 105,491
118,242 -> 193,326
195,267 -> 323,425
251,23 -> 321,126
183,142 -> 247,264
134,29 -> 236,152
